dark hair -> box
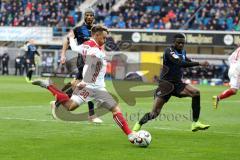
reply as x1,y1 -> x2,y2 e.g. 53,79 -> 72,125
91,25 -> 109,34
174,33 -> 185,39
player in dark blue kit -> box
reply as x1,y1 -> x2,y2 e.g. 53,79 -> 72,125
56,8 -> 102,123
133,33 -> 210,132
24,41 -> 40,82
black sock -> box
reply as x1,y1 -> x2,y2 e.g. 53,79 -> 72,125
192,95 -> 200,122
139,112 -> 156,125
27,70 -> 33,80
65,88 -> 73,97
88,101 -> 95,116
55,101 -> 61,107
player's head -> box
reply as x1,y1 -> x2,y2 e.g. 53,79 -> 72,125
84,8 -> 95,26
173,33 -> 186,50
91,25 -> 109,46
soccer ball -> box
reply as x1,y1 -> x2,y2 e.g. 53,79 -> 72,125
134,130 -> 152,147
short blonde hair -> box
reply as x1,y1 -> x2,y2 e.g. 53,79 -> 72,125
91,25 -> 109,35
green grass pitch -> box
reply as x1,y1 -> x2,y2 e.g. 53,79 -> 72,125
0,76 -> 239,160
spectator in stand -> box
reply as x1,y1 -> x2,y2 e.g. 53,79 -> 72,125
0,0 -> 83,33
94,0 -> 240,31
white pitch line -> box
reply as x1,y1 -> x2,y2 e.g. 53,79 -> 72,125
0,117 -> 239,137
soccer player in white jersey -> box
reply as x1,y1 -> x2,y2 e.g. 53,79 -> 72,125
213,46 -> 240,108
32,25 -> 137,144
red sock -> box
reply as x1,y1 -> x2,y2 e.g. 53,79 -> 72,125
218,89 -> 235,100
113,112 -> 132,135
47,85 -> 69,103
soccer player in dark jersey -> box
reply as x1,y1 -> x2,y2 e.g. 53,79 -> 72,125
57,8 -> 102,123
133,33 -> 210,132
24,41 -> 40,82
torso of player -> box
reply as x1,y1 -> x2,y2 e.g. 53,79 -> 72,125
82,39 -> 107,88
228,47 -> 240,75
26,45 -> 37,60
161,47 -> 186,82
229,47 -> 240,65
73,24 -> 92,45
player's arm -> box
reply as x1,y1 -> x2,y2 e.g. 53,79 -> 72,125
35,50 -> 40,56
61,37 -> 69,64
165,48 -> 208,67
69,36 -> 84,53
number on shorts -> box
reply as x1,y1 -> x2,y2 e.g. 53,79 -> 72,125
80,89 -> 89,99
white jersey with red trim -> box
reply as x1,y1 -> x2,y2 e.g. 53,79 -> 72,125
228,47 -> 240,65
70,38 -> 107,88
228,47 -> 240,76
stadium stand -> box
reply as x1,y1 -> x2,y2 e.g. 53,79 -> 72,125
0,0 -> 83,28
95,0 -> 240,30
0,0 -> 239,31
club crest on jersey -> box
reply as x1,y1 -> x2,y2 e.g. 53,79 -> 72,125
170,52 -> 179,59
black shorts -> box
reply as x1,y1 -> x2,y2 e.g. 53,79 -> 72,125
26,61 -> 36,70
76,54 -> 84,80
76,66 -> 83,80
154,81 -> 187,102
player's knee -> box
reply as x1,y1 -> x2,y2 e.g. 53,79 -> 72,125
192,90 -> 200,97
231,88 -> 238,94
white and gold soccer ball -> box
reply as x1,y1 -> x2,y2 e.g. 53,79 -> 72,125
134,130 -> 152,147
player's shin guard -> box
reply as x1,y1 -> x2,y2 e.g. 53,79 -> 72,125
192,95 -> 200,122
113,112 -> 132,135
47,85 -> 69,103
218,89 -> 236,100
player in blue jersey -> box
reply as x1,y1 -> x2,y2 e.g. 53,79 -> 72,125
24,40 -> 40,82
54,8 -> 102,123
133,33 -> 210,132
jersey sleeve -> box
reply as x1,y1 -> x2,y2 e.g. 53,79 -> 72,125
165,48 -> 199,68
69,37 -> 84,53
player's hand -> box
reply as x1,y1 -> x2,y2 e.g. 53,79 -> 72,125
26,59 -> 30,63
76,81 -> 86,90
199,61 -> 209,67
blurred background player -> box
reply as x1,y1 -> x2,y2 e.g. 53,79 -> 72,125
133,33 -> 210,132
23,40 -> 40,82
32,25 -> 137,143
1,53 -> 9,75
213,46 -> 240,109
57,8 -> 102,123
15,53 -> 24,76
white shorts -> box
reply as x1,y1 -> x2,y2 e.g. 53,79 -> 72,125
70,86 -> 117,110
228,66 -> 240,89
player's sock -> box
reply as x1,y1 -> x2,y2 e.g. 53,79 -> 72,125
61,82 -> 72,91
139,112 -> 154,125
65,88 -> 73,97
47,85 -> 69,103
55,101 -> 61,108
192,95 -> 200,122
113,112 -> 132,135
27,70 -> 33,80
88,101 -> 95,116
218,89 -> 236,100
